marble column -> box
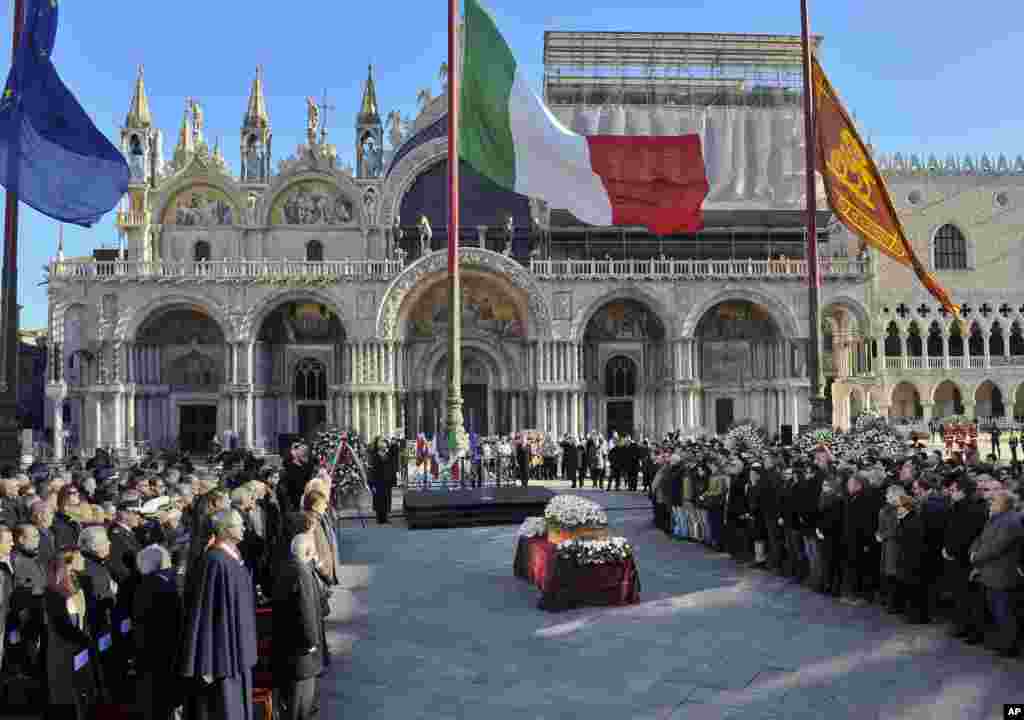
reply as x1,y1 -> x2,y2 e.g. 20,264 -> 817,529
52,395 -> 65,460
511,393 -> 519,431
126,389 -> 136,454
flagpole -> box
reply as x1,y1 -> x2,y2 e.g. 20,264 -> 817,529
0,0 -> 25,466
445,0 -> 468,459
800,0 -> 827,428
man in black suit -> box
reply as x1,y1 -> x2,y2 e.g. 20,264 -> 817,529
941,476 -> 989,642
0,525 -> 13,673
273,533 -> 326,720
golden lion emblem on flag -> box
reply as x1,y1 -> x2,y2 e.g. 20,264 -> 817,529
826,129 -> 878,211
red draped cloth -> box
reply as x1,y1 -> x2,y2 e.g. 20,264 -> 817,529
513,536 -> 641,612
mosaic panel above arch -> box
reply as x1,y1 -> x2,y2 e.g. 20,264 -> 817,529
584,300 -> 665,341
696,301 -> 780,340
407,274 -> 525,339
162,184 -> 237,226
270,179 -> 354,226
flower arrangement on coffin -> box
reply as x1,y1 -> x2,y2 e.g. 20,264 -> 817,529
555,537 -> 633,566
724,420 -> 765,454
796,418 -> 904,462
544,495 -> 609,544
517,516 -> 547,539
854,410 -> 887,433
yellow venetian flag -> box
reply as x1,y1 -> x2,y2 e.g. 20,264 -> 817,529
811,54 -> 959,316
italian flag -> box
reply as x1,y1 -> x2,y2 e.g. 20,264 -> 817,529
459,0 -> 710,235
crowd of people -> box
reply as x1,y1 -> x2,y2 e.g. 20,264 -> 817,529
0,439 -> 372,720
648,436 -> 1024,658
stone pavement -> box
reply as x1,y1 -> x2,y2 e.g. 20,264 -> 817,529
323,488 -> 1021,720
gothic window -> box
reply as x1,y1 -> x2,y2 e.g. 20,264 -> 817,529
933,224 -> 967,270
990,322 -> 1005,356
129,135 -> 143,155
968,323 -> 985,356
884,322 -> 901,357
605,356 -> 636,397
906,323 -> 923,357
306,239 -> 324,262
948,323 -> 964,357
194,240 -> 211,262
1011,323 -> 1024,356
927,322 -> 944,357
294,358 -> 327,401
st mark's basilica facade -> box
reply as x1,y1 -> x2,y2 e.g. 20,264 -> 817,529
52,31 -> 989,461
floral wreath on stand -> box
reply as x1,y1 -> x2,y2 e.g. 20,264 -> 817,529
310,426 -> 370,501
724,420 -> 765,454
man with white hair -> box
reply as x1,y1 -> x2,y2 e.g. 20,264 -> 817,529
272,532 -> 325,720
133,544 -> 183,720
79,526 -> 117,631
180,509 -> 258,720
969,489 -> 1023,656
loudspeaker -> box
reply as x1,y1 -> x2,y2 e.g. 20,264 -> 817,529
781,424 -> 794,446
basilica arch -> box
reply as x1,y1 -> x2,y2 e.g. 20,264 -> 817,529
375,247 -> 552,340
397,258 -> 536,437
252,293 -> 348,446
692,298 -> 804,436
580,296 -> 668,438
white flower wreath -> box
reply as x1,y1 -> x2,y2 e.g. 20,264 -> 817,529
544,495 -> 608,527
556,536 -> 633,565
517,516 -> 547,538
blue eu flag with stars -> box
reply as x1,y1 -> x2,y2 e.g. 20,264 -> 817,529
0,0 -> 129,227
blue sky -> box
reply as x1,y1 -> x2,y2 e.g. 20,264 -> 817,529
2,0 -> 1023,329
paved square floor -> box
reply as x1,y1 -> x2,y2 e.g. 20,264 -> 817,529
323,489 -> 1021,720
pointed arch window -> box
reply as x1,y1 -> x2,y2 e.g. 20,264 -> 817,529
605,356 -> 636,397
294,358 -> 327,401
306,239 -> 324,262
933,224 -> 967,270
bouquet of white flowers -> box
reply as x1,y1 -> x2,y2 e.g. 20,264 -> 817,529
310,426 -> 369,500
556,536 -> 634,565
517,516 -> 547,538
544,495 -> 608,528
724,421 -> 765,454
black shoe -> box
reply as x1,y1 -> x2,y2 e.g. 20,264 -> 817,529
964,635 -> 983,645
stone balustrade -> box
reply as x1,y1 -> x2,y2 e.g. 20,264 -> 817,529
529,257 -> 869,280
48,258 -> 407,283
881,354 -> 1024,372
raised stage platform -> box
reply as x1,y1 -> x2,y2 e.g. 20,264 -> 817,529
403,486 -> 556,529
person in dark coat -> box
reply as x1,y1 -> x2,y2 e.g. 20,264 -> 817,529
724,460 -> 750,562
10,524 -> 47,675
284,444 -> 314,513
969,490 -> 1024,656
516,437 -> 530,488
840,472 -> 881,604
30,500 -> 57,571
585,434 -> 599,488
797,463 -> 824,587
912,477 -> 949,621
891,494 -> 930,623
941,476 -> 989,642
0,525 -> 13,673
50,486 -> 83,551
757,455 -> 784,572
133,544 -> 184,720
815,476 -> 845,595
272,533 -> 326,720
777,466 -> 806,580
44,548 -> 99,720
107,507 -> 143,626
561,436 -> 579,488
179,509 -> 258,720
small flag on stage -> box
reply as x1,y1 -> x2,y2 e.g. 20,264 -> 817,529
0,0 -> 129,227
810,54 -> 958,314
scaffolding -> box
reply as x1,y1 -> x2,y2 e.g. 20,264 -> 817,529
543,31 -> 821,106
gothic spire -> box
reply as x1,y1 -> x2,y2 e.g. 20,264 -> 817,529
244,65 -> 270,129
358,64 -> 380,124
175,98 -> 193,154
125,65 -> 152,129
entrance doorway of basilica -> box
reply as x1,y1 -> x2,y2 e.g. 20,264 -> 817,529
462,384 -> 488,435
715,398 -> 735,435
179,405 -> 216,454
607,401 -> 634,437
299,404 -> 327,438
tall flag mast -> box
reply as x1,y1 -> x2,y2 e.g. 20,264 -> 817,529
446,0 -> 468,457
799,0 -> 828,427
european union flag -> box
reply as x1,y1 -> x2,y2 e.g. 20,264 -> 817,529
0,0 -> 128,227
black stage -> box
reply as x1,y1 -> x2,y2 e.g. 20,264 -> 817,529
403,486 -> 555,529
